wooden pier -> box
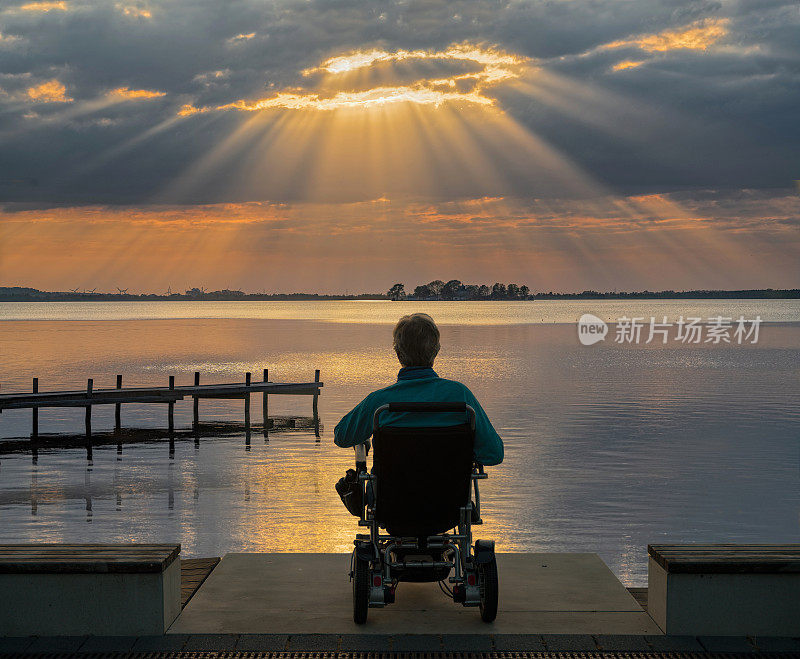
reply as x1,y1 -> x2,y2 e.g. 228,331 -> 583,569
0,370 -> 323,454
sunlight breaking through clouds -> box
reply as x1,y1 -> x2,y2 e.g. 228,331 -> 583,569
27,79 -> 71,103
306,44 -> 525,78
118,5 -> 151,19
108,87 -> 166,100
612,60 -> 645,72
229,32 -> 255,43
217,87 -> 494,112
1,0 -> 797,293
186,44 -> 529,115
18,0 -> 67,10
177,104 -> 204,116
604,18 -> 729,53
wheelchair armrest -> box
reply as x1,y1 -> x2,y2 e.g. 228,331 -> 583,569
354,441 -> 370,470
472,463 -> 488,480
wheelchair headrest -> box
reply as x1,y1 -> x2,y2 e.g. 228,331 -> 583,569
373,402 -> 476,432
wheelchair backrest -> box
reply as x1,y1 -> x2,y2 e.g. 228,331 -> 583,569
371,402 -> 475,537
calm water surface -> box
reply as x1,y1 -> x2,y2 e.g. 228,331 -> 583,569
0,300 -> 798,585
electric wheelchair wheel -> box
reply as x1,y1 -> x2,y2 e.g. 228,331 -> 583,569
478,555 -> 499,622
353,554 -> 370,624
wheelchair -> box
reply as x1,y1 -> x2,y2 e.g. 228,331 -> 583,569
349,401 -> 499,624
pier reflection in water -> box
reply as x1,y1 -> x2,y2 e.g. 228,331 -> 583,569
0,304 -> 798,586
6,431 -> 357,552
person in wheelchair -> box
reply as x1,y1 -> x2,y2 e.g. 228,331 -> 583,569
334,313 -> 504,623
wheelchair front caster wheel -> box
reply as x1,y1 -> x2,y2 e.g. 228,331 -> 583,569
353,554 -> 370,624
478,555 -> 498,622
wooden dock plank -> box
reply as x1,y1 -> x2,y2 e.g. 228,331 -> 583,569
2,395 -> 185,409
648,544 -> 800,573
181,557 -> 220,608
627,587 -> 648,611
0,380 -> 323,410
0,543 -> 180,573
1,373 -> 323,444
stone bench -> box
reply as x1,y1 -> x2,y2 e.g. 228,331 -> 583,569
648,543 -> 800,636
0,544 -> 181,636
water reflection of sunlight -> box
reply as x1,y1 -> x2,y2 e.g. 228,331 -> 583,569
2,319 -> 799,584
2,300 -> 798,325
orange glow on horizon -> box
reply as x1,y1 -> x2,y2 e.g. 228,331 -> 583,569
2,193 -> 797,295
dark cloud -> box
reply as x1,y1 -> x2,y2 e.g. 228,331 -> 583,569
0,0 -> 798,204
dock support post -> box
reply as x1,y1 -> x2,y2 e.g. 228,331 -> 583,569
193,372 -> 200,423
168,376 -> 175,432
262,368 -> 269,440
114,375 -> 122,433
31,378 -> 38,440
193,371 -> 200,445
85,379 -> 93,461
115,374 -> 123,453
313,369 -> 320,439
244,372 -> 251,447
168,376 -> 175,457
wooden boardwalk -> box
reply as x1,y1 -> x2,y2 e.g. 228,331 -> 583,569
0,376 -> 322,410
181,557 -> 221,608
627,587 -> 648,610
0,370 -> 323,446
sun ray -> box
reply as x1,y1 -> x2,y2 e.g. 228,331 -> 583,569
157,110 -> 277,203
63,114 -> 184,181
145,36 -> 759,296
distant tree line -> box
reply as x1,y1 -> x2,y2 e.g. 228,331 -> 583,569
387,282 -> 800,301
388,280 -> 530,300
0,286 -> 384,302
1,285 -> 798,302
524,289 -> 800,300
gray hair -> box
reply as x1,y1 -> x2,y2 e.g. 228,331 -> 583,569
393,313 -> 440,367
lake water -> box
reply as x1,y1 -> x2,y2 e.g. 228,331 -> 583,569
0,300 -> 798,585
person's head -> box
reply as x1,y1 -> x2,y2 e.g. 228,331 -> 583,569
392,313 -> 440,368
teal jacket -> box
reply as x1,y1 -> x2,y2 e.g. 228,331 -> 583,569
333,367 -> 504,466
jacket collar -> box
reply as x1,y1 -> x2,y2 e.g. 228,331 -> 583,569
397,366 -> 438,380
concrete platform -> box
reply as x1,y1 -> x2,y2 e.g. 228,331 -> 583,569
169,553 -> 661,635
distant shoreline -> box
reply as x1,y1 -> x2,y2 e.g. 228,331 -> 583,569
0,287 -> 798,302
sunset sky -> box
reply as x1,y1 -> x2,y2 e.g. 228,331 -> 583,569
0,0 -> 798,293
